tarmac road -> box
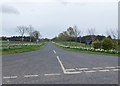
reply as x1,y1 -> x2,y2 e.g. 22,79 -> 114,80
2,42 -> 119,84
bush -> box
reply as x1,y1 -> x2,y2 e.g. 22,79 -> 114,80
92,39 -> 101,49
102,38 -> 113,50
112,41 -> 118,50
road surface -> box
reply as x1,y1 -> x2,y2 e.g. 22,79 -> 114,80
2,42 -> 119,84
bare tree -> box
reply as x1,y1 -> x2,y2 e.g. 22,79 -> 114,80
67,27 -> 74,43
110,29 -> 118,39
17,26 -> 27,41
87,28 -> 96,42
73,25 -> 81,42
32,30 -> 41,42
67,26 -> 81,43
26,25 -> 34,42
106,29 -> 118,39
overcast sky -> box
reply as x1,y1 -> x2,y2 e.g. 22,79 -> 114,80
0,0 -> 118,39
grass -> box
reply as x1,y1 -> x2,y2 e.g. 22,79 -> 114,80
53,42 -> 118,56
1,42 -> 47,55
1,41 -> 29,44
60,42 -> 85,47
1,41 -> 42,45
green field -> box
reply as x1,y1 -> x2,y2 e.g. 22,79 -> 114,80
1,41 -> 47,55
59,42 -> 85,47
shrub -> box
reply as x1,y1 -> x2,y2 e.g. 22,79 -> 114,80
92,39 -> 101,49
102,38 -> 113,50
112,41 -> 118,50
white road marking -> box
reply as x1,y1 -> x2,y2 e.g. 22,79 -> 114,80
99,69 -> 110,72
104,67 -> 116,69
3,65 -> 118,80
56,56 -> 66,74
77,68 -> 89,71
3,76 -> 18,79
111,69 -> 120,71
66,69 -> 76,71
53,50 -> 56,54
92,67 -> 103,69
44,73 -> 61,76
24,75 -> 39,78
84,70 -> 96,73
65,71 -> 82,74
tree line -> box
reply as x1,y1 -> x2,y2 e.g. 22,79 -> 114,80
1,36 -> 50,42
17,25 -> 42,42
0,25 -> 43,42
52,25 -> 118,50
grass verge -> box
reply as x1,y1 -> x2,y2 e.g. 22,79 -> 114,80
1,42 -> 47,55
53,43 -> 118,56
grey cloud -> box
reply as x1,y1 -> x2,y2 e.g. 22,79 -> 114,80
1,5 -> 20,14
